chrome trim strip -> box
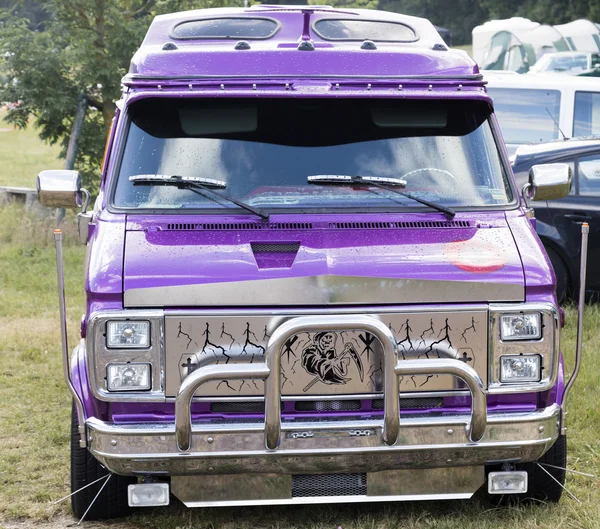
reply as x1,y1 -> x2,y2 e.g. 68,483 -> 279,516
125,276 -> 524,307
178,493 -> 474,508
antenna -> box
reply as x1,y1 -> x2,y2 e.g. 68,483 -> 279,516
546,107 -> 567,141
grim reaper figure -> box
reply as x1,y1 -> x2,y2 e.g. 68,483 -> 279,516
301,332 -> 364,391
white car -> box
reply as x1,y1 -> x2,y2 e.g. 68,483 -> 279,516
485,72 -> 600,155
529,51 -> 600,75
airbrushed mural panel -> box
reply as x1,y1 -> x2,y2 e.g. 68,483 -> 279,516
164,311 -> 487,397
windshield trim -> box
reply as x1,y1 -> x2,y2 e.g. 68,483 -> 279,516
106,96 -> 520,216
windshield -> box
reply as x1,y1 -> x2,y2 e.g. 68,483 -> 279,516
112,98 -> 513,211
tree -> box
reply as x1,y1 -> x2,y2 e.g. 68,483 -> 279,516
0,0 -> 238,191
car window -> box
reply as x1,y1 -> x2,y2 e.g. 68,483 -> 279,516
592,54 -> 600,68
574,92 -> 600,137
578,154 -> 600,195
487,88 -> 561,145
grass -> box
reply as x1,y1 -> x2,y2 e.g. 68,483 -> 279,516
1,204 -> 600,528
0,109 -> 63,188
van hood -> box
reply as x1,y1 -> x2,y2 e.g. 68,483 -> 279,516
121,213 -> 527,307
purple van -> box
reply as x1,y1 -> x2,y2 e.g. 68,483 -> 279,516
37,5 -> 581,520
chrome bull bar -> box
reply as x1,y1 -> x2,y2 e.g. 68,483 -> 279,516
175,315 -> 487,452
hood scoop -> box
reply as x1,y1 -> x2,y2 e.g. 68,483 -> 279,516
251,242 -> 300,269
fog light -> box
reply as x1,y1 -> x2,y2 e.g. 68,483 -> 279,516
128,483 -> 169,507
500,355 -> 541,383
107,363 -> 151,391
488,471 -> 528,494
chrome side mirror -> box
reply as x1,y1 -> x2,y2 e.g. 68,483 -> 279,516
37,170 -> 90,211
523,163 -> 572,203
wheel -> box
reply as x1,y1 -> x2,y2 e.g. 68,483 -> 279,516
520,434 -> 567,502
70,403 -> 134,520
485,435 -> 567,504
546,247 -> 569,304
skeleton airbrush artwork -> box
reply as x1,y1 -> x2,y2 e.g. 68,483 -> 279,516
39,4 -> 588,521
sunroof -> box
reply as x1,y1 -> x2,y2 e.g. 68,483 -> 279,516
313,19 -> 418,42
171,17 -> 280,40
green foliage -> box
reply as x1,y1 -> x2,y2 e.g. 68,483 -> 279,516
309,0 -> 378,8
0,0 -> 236,192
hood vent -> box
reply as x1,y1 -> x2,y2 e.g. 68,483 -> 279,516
251,241 -> 300,269
329,220 -> 472,229
166,222 -> 313,231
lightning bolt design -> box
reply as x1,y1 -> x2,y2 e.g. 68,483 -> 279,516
242,322 -> 265,363
396,319 -> 414,359
177,322 -> 197,350
216,380 -> 236,392
220,323 -> 238,349
418,318 -> 454,359
262,326 -> 271,341
461,317 -> 477,343
418,319 -> 436,347
201,323 -> 229,363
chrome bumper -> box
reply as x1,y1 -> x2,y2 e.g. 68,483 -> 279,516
87,315 -> 558,478
88,404 -> 560,476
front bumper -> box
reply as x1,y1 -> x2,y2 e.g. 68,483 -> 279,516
88,404 -> 560,476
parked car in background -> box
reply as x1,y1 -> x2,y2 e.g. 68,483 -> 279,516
512,138 -> 600,301
529,51 -> 600,76
486,72 -> 600,155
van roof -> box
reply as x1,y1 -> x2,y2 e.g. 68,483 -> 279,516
125,6 -> 480,85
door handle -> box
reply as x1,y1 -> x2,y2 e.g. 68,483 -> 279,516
565,214 -> 592,223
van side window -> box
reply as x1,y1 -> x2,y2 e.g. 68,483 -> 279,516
573,92 -> 600,137
487,88 -> 561,145
577,154 -> 600,195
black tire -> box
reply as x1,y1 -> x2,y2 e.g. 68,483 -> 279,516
520,434 -> 567,502
71,403 -> 134,520
546,247 -> 569,304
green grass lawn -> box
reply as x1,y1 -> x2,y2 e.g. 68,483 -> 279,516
0,109 -> 63,188
1,204 -> 600,528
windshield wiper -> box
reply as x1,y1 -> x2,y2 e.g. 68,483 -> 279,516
307,174 -> 456,220
129,174 -> 269,221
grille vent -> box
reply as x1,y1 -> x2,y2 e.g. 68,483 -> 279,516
166,222 -> 313,231
295,400 -> 361,412
251,242 -> 301,253
292,473 -> 367,497
372,397 -> 444,410
330,220 -> 472,230
211,401 -> 265,413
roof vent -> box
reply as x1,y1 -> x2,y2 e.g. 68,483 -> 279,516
360,40 -> 377,50
329,220 -> 472,229
298,40 -> 315,51
234,40 -> 251,50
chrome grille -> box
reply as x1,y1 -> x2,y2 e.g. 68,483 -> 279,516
292,473 -> 367,497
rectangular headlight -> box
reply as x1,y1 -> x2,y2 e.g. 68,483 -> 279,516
107,321 -> 150,348
500,313 -> 541,341
500,355 -> 541,383
107,363 -> 151,391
